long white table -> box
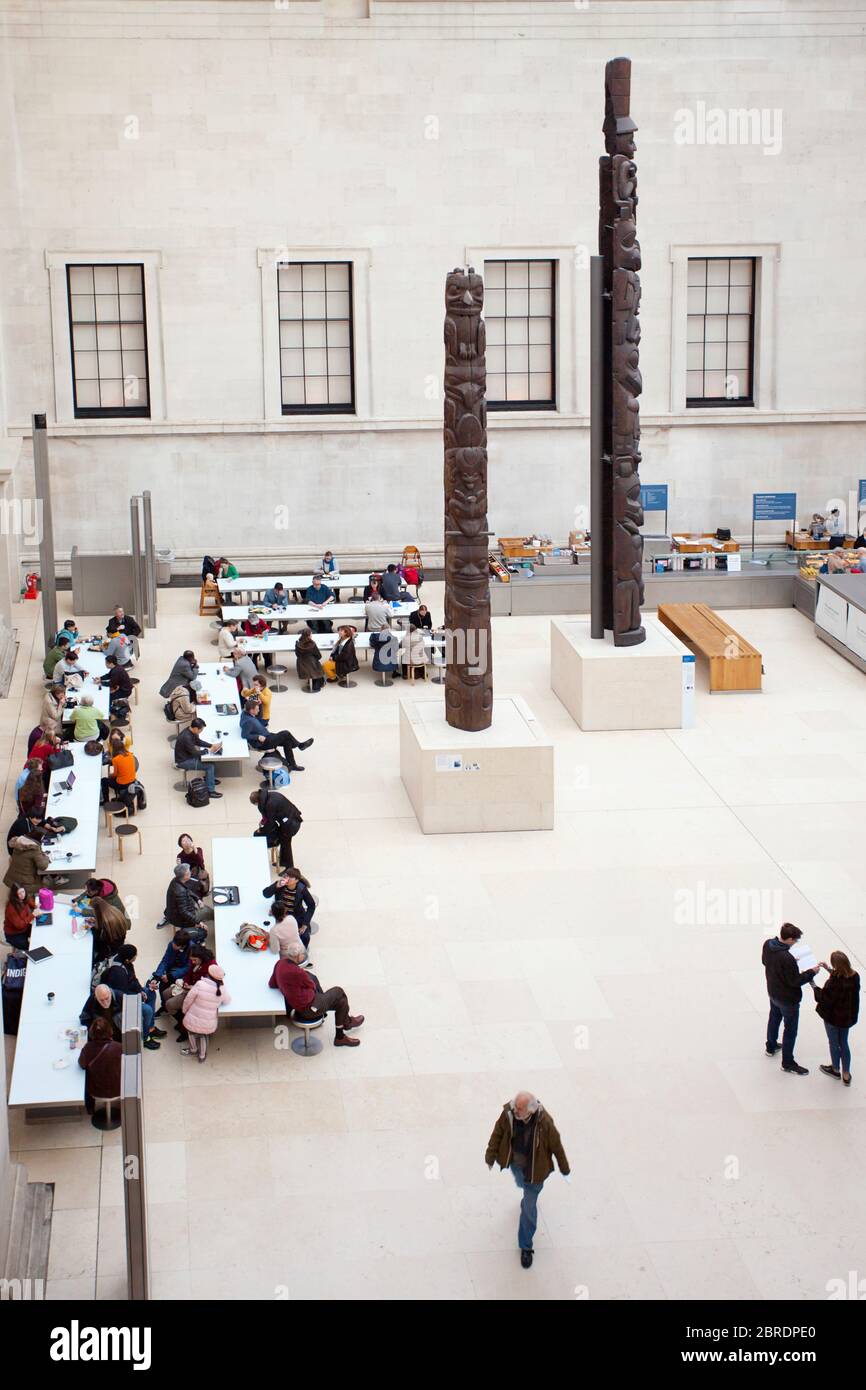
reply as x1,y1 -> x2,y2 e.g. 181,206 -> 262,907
211,836 -> 281,1016
242,629 -> 446,664
43,742 -> 103,877
8,899 -> 94,1115
218,572 -> 370,599
191,662 -> 249,767
223,600 -> 419,624
59,647 -> 110,724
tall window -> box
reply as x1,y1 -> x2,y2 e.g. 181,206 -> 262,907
66,264 -> 150,417
278,262 -> 355,413
686,257 -> 755,406
484,259 -> 555,409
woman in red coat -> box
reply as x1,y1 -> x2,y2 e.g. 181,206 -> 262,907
4,883 -> 35,950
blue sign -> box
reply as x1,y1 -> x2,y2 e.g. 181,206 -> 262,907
753,492 -> 797,522
640,484 -> 668,512
859,480 -> 866,506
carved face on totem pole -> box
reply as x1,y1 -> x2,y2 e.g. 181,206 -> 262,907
443,268 -> 493,731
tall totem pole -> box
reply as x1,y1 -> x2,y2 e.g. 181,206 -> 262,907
596,56 -> 646,646
443,267 -> 493,732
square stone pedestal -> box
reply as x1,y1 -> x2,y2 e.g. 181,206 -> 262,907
550,616 -> 692,731
399,694 -> 554,834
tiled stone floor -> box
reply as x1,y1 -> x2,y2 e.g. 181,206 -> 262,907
3,587 -> 865,1300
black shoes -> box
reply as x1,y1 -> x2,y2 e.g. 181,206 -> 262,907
820,1064 -> 841,1079
520,1250 -> 533,1269
765,1043 -> 778,1057
287,764 -> 304,773
298,738 -> 314,750
209,791 -> 223,799
782,1062 -> 808,1075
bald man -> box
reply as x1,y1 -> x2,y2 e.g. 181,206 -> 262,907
485,1092 -> 571,1268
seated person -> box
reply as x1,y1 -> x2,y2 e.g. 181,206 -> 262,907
40,684 -> 67,737
165,863 -> 213,934
304,576 -> 335,633
321,550 -> 340,601
370,627 -> 398,679
263,581 -> 289,610
263,865 -> 316,933
267,901 -> 310,958
177,833 -> 210,893
101,655 -> 133,713
364,597 -> 391,632
217,557 -> 239,581
43,633 -> 71,680
69,694 -> 108,743
79,983 -> 121,1040
3,834 -> 52,892
4,883 -> 35,950
410,604 -> 433,632
159,651 -> 199,699
88,897 -> 129,963
323,625 -> 359,683
217,619 -> 241,660
223,650 -> 258,694
151,929 -> 193,1003
103,631 -> 135,668
107,745 -> 145,813
74,877 -> 130,926
54,618 -> 80,648
295,628 -> 325,692
241,613 -> 274,667
379,564 -> 406,601
174,718 -> 223,798
78,1017 -> 123,1116
239,697 -> 312,771
397,623 -> 428,680
15,757 -> 44,807
240,674 -> 271,724
102,944 -> 165,1050
363,574 -> 383,603
106,606 -> 141,638
166,683 -> 196,730
269,943 -> 364,1047
53,646 -> 87,684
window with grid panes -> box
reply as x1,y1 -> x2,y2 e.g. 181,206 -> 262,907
278,262 -> 355,413
686,257 -> 755,406
484,259 -> 555,409
66,264 -> 150,417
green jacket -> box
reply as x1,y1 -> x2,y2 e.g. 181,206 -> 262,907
485,1102 -> 570,1184
71,704 -> 105,741
43,643 -> 68,678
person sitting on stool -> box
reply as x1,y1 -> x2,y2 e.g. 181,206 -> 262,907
269,942 -> 364,1047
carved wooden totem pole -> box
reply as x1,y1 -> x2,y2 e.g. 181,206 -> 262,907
443,267 -> 493,731
598,57 -> 646,646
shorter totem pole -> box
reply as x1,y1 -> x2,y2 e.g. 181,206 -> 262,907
443,267 -> 493,732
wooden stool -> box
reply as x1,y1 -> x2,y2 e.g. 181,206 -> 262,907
199,579 -> 220,616
269,665 -> 288,692
103,798 -> 129,832
114,823 -> 142,861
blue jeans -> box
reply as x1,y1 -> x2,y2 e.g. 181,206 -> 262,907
510,1164 -> 544,1251
767,998 -> 799,1067
825,1023 -> 851,1073
177,756 -> 215,792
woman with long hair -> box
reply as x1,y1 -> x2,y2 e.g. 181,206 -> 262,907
815,952 -> 860,1086
89,896 -> 129,963
4,883 -> 35,950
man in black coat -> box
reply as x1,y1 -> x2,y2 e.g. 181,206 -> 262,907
101,655 -> 133,713
164,864 -> 212,934
106,606 -> 142,638
762,922 -> 820,1074
250,788 -> 302,869
174,718 -> 222,798
262,866 -> 316,930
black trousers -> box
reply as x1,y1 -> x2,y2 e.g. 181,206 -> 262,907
257,731 -> 302,765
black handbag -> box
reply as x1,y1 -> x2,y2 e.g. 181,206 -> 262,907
47,749 -> 74,771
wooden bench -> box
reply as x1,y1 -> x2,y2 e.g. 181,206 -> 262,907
657,603 -> 762,693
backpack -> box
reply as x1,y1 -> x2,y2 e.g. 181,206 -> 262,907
47,749 -> 74,772
233,923 -> 268,951
90,952 -> 118,992
163,700 -> 175,723
271,765 -> 290,789
185,778 -> 210,809
2,953 -> 27,1035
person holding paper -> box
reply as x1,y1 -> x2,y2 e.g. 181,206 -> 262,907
814,952 -> 860,1086
762,923 -> 820,1075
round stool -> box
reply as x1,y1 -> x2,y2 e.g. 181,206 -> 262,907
114,823 -> 142,862
90,1095 -> 122,1131
269,665 -> 288,692
375,671 -> 393,687
289,1011 -> 324,1057
103,798 -> 129,832
258,755 -> 283,790
338,674 -> 357,689
128,677 -> 140,706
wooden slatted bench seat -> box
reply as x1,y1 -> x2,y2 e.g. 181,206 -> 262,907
657,603 -> 762,693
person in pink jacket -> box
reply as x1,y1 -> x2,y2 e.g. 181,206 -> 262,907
181,962 -> 230,1063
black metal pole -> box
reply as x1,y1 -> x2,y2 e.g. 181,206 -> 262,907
32,414 -> 58,653
589,256 -> 604,638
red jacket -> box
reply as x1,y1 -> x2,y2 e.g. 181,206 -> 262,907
269,958 -> 316,1010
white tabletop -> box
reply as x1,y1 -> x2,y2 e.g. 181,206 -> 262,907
242,630 -> 445,657
60,646 -> 110,722
224,600 -> 419,624
218,572 -> 369,595
192,662 -> 249,763
211,836 -> 281,1016
43,742 -> 103,876
8,900 -> 93,1108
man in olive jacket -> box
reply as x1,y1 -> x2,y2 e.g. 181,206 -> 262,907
485,1092 -> 570,1268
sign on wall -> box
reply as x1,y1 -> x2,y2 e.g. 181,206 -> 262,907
752,492 -> 797,522
640,483 -> 669,536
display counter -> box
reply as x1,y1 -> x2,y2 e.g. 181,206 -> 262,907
490,565 -> 797,617
815,573 -> 866,673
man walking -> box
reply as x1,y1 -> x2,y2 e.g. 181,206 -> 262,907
485,1091 -> 570,1268
762,922 -> 820,1074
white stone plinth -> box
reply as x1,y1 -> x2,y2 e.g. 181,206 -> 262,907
399,694 -> 554,834
550,616 -> 691,731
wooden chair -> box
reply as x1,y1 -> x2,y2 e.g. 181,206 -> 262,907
199,577 -> 221,616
